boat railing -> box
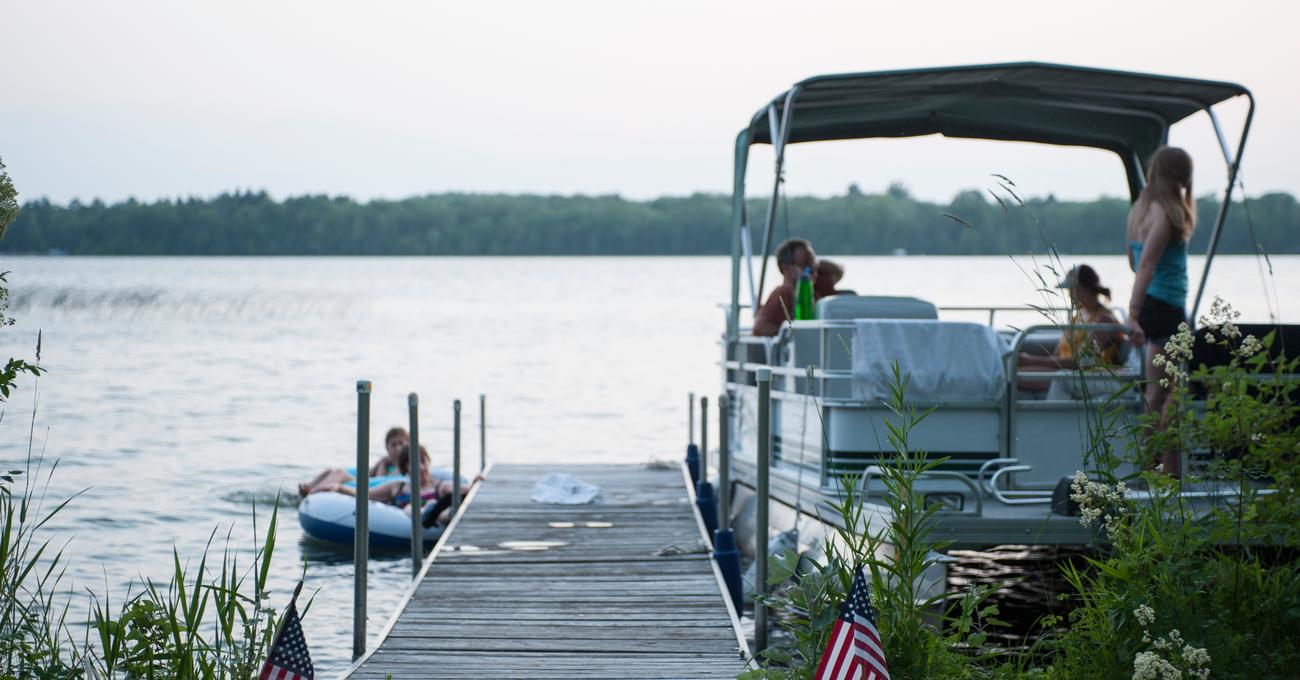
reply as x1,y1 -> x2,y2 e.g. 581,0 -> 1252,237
725,317 -> 1298,513
857,464 -> 985,516
939,305 -> 1069,327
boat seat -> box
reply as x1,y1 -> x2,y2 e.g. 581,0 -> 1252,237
824,319 -> 1008,477
816,294 -> 938,320
787,295 -> 940,397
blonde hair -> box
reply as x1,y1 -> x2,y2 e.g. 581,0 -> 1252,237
1127,146 -> 1196,242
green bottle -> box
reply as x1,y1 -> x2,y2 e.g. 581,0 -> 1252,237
795,267 -> 815,320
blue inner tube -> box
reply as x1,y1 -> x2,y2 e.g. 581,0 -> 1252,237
298,491 -> 444,551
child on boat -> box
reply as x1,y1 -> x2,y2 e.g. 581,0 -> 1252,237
1017,264 -> 1123,392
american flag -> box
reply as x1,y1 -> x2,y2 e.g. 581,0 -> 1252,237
814,566 -> 889,680
260,582 -> 314,680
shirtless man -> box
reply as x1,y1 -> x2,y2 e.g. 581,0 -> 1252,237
752,238 -> 818,337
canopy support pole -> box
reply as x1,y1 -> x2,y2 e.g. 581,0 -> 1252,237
728,130 -> 752,340
1207,107 -> 1236,169
755,88 -> 799,312
1190,95 -> 1255,325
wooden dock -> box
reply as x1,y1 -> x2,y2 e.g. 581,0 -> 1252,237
345,463 -> 750,679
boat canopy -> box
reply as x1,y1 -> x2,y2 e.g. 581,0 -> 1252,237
744,62 -> 1249,197
728,62 -> 1254,338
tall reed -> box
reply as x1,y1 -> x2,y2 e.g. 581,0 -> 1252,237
0,348 -> 296,678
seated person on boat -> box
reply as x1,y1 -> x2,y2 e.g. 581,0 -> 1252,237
753,238 -> 828,336
1017,264 -> 1123,391
814,258 -> 848,298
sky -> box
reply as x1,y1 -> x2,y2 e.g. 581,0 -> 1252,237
3,0 -> 1297,205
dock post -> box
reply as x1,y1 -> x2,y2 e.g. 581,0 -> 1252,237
754,367 -> 772,654
453,399 -> 462,517
695,396 -> 718,539
478,394 -> 486,473
353,380 -> 371,661
712,393 -> 742,608
685,392 -> 700,484
408,393 -> 422,578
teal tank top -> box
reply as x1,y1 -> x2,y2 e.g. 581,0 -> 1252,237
1129,239 -> 1188,307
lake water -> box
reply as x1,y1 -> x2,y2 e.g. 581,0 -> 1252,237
0,254 -> 1294,673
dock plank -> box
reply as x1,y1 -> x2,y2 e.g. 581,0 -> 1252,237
345,463 -> 748,679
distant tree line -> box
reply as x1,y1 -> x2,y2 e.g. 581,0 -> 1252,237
2,186 -> 1296,255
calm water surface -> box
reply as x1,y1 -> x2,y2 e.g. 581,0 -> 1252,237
0,255 -> 1294,672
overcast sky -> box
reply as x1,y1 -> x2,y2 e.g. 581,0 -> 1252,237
3,0 -> 1296,205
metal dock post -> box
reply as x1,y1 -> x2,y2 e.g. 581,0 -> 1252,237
712,393 -> 742,608
695,395 -> 718,539
755,367 -> 772,654
453,399 -> 462,517
685,391 -> 700,484
353,380 -> 371,661
478,394 -> 486,473
407,393 -> 422,578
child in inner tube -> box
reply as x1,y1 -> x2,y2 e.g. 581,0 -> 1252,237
308,444 -> 469,528
297,426 -> 410,497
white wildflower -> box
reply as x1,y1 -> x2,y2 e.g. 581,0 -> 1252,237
1236,334 -> 1263,359
1070,471 -> 1127,535
1183,645 -> 1211,669
1251,433 -> 1264,444
1133,651 -> 1182,680
1134,604 -> 1156,627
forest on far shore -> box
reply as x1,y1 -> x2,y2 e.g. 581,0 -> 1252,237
2,185 -> 1296,256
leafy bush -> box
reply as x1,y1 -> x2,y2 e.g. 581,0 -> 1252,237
1047,300 -> 1300,679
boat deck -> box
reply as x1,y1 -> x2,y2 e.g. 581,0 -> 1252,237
345,463 -> 749,679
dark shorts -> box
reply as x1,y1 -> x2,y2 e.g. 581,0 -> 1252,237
1138,295 -> 1186,344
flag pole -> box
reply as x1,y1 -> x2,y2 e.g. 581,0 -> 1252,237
266,581 -> 305,654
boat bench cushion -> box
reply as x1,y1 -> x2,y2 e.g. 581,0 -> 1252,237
817,294 -> 938,320
852,320 -> 1006,402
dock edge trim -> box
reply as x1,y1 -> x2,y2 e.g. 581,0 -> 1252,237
681,462 -> 756,667
338,461 -> 495,679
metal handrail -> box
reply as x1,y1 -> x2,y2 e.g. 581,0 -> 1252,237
975,458 -> 1020,496
940,305 -> 1070,327
988,465 -> 1051,505
855,465 -> 984,516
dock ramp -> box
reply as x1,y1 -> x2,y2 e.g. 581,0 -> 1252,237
345,463 -> 749,679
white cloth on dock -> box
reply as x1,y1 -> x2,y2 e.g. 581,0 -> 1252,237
851,319 -> 1007,402
531,473 -> 602,505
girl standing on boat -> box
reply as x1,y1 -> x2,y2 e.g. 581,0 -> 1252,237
1124,146 -> 1196,475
